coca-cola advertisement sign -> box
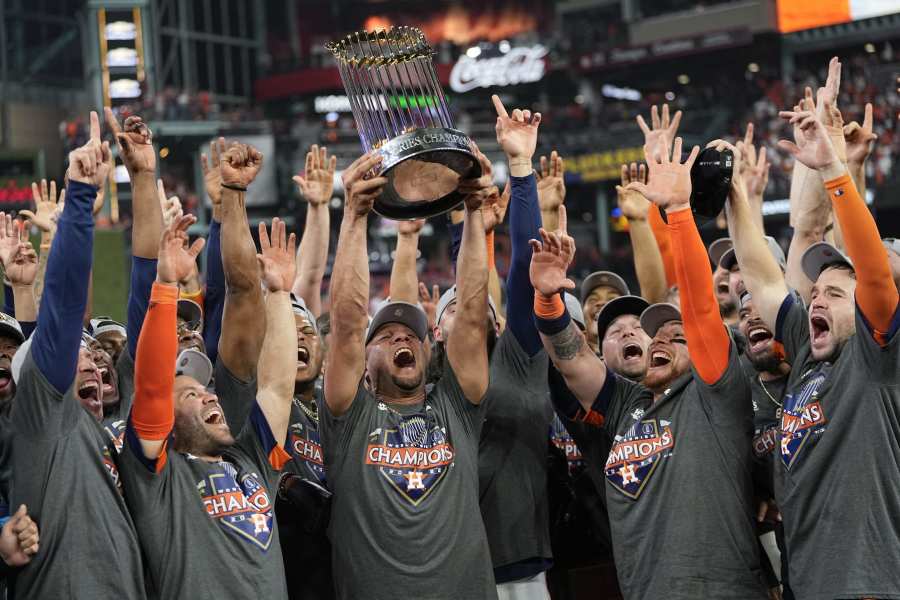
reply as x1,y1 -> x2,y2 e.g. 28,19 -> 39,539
449,45 -> 548,93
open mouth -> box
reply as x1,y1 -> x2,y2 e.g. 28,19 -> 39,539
203,407 -> 225,426
297,346 -> 310,368
393,347 -> 416,368
650,350 -> 672,368
622,343 -> 644,361
810,315 -> 830,343
99,367 -> 116,397
0,367 -> 12,391
78,380 -> 100,404
717,282 -> 730,296
748,327 -> 773,352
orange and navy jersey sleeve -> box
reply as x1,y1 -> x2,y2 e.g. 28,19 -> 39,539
127,281 -> 178,473
826,174 -> 900,345
247,401 -> 291,471
649,205 -> 677,287
667,207 -> 731,385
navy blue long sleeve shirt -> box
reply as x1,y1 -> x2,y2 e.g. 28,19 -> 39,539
31,180 -> 95,393
505,174 -> 543,356
203,219 -> 225,365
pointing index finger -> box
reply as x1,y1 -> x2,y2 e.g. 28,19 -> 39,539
89,111 -> 101,142
491,94 -> 508,119
557,204 -> 567,234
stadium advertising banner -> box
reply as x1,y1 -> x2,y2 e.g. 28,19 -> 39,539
566,147 -> 644,183
777,0 -> 900,33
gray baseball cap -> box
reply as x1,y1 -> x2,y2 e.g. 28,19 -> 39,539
175,349 -> 213,387
89,316 -> 126,339
639,303 -> 683,338
580,271 -> 630,304
801,242 -> 854,283
719,236 -> 786,272
596,295 -> 650,349
10,337 -> 32,383
366,301 -> 429,346
883,238 -> 900,257
291,294 -> 318,336
564,293 -> 585,330
708,238 -> 733,268
435,285 -> 498,328
0,312 -> 24,345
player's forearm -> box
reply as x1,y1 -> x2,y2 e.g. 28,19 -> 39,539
628,218 -> 667,304
32,181 -> 95,393
648,206 -> 676,286
389,231 -> 420,305
11,284 -> 36,324
293,203 -> 329,316
220,188 -> 261,294
33,231 -> 52,308
330,216 -> 370,348
131,171 -> 163,259
132,282 -> 178,441
256,290 -> 295,445
507,173 -> 542,353
667,207 -> 730,384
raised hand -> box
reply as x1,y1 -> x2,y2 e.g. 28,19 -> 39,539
529,205 -> 576,297
458,144 -> 494,212
156,214 -> 205,286
777,110 -> 842,175
220,142 -> 263,190
91,150 -> 114,216
6,237 -> 38,286
397,218 -> 425,235
293,144 -> 337,206
735,123 -> 769,199
482,182 -> 510,233
843,103 -> 877,167
636,104 -> 682,162
627,137 -> 700,213
257,217 -> 297,293
0,504 -> 39,567
0,214 -> 23,272
816,57 -> 841,122
418,282 -> 440,329
157,179 -> 183,228
342,151 -> 386,219
67,111 -> 113,188
536,150 -> 566,214
104,107 -> 155,174
616,162 -> 650,220
492,94 -> 541,161
21,179 -> 62,233
200,137 -> 226,206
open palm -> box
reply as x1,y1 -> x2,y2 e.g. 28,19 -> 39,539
628,138 -> 699,211
777,111 -> 839,171
536,151 -> 565,213
158,215 -> 205,285
293,144 -> 337,206
637,104 -> 682,162
529,206 -> 576,296
257,217 -> 297,293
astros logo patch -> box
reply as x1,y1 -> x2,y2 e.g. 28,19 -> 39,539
289,422 -> 326,485
605,418 -> 675,499
365,409 -> 455,506
780,369 -> 828,469
197,462 -> 274,550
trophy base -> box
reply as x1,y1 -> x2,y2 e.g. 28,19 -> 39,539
374,127 -> 482,220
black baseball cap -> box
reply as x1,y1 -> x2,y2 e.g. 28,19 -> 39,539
596,295 -> 650,351
365,301 -> 429,346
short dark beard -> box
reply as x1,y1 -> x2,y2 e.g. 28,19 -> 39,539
748,351 -> 781,374
174,420 -> 233,458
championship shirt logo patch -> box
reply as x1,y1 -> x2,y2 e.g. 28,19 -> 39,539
605,418 -> 675,499
289,423 -> 326,485
102,420 -> 126,495
549,416 -> 583,473
197,462 -> 274,550
753,424 -> 779,458
780,369 -> 828,469
365,411 -> 455,506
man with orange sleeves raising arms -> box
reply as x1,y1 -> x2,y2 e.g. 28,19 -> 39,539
726,104 -> 900,600
530,138 -> 768,599
116,212 -> 297,600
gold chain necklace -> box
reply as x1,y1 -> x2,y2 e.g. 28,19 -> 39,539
757,375 -> 783,408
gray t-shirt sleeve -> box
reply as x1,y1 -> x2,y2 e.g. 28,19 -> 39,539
215,357 -> 258,439
774,292 -> 809,364
690,335 -> 753,428
11,350 -> 79,438
850,300 -> 900,383
432,363 -> 488,439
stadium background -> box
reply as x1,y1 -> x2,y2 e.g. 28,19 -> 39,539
1,0 -> 899,324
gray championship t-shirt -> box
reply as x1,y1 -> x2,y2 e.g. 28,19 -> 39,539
479,330 -> 553,575
215,357 -> 258,439
321,369 -> 496,600
118,400 -> 288,600
749,374 -> 786,502
775,294 -> 900,600
569,339 -> 768,600
10,351 -> 146,599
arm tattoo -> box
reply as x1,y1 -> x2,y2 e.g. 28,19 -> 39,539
549,322 -> 585,360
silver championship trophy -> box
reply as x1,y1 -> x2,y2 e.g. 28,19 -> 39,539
327,27 -> 481,220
